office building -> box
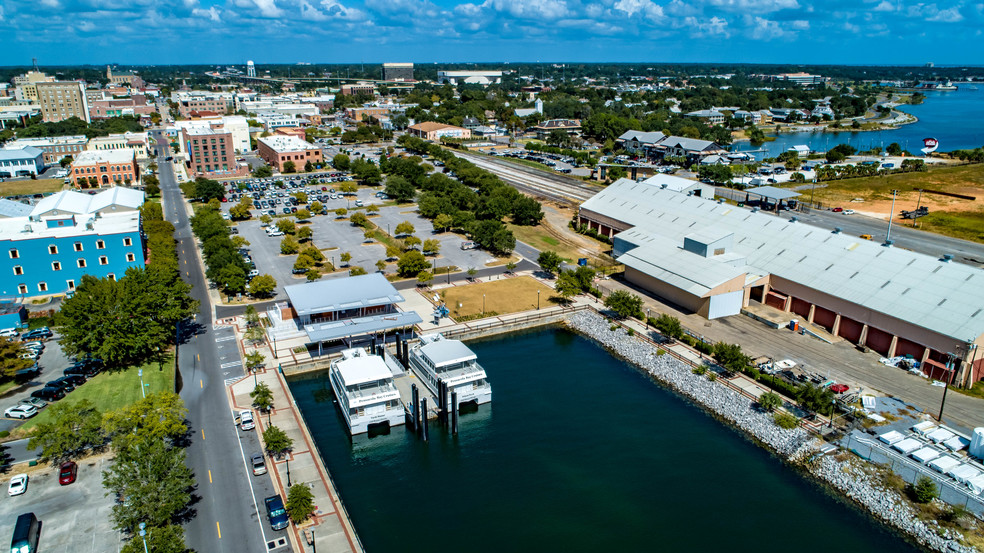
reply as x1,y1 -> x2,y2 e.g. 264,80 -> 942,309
12,70 -> 55,103
182,127 -> 247,178
35,81 -> 91,123
4,136 -> 86,165
257,135 -> 323,172
406,122 -> 471,141
70,149 -> 139,188
383,63 -> 414,81
0,147 -> 45,178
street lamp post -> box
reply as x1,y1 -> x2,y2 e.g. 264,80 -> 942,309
138,522 -> 149,553
829,398 -> 836,429
646,309 -> 650,329
286,457 -> 292,487
483,294 -> 486,314
537,290 -> 540,310
886,189 -> 898,243
138,369 -> 146,399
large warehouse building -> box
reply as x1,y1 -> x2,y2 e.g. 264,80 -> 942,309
578,178 -> 984,386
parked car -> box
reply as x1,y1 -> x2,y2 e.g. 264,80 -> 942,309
31,387 -> 65,402
46,377 -> 75,393
0,328 -> 19,338
10,513 -> 40,553
250,453 -> 267,476
8,474 -> 28,496
264,495 -> 289,530
831,207 -> 843,212
239,410 -> 255,431
4,405 -> 38,419
58,461 -> 78,485
843,209 -> 855,215
18,397 -> 46,410
21,327 -> 52,340
60,374 -> 86,387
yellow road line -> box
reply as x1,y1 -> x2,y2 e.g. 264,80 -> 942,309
200,379 -> 203,389
201,428 -> 205,440
208,469 -> 212,483
216,522 -> 221,539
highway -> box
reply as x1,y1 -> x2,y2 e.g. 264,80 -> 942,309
715,186 -> 984,266
152,133 -> 292,553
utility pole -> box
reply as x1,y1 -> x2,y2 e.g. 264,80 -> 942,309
886,189 -> 898,243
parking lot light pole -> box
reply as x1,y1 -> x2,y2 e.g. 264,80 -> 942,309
138,522 -> 149,553
286,457 -> 292,487
138,369 -> 146,399
537,290 -> 540,310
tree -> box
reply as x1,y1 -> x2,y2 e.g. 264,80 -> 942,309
245,305 -> 260,327
0,337 -> 35,378
291,192 -> 308,204
554,271 -> 582,302
103,433 -> 194,532
280,236 -> 300,254
537,251 -> 562,275
216,264 -> 246,295
332,153 -> 350,170
229,200 -> 253,221
417,270 -> 433,285
403,235 -> 422,250
249,274 -> 277,298
397,250 -> 431,277
306,269 -> 321,281
910,476 -> 938,504
276,219 -> 296,235
294,208 -> 311,221
886,142 -> 903,156
433,213 -> 453,233
385,175 -> 416,203
250,383 -> 274,412
338,181 -> 358,194
304,160 -> 314,172
245,326 -> 265,346
712,342 -> 752,374
385,245 -> 401,260
286,483 -> 315,524
376,259 -> 387,273
193,177 -> 224,201
245,350 -> 264,372
103,392 -> 188,451
394,220 -> 415,237
253,165 -> 273,178
422,239 -> 441,256
349,266 -> 368,276
350,212 -> 370,228
511,196 -> 544,226
797,383 -> 835,413
296,226 -> 313,242
282,161 -> 296,173
759,392 -> 782,412
263,425 -> 293,457
604,290 -> 643,319
505,261 -> 517,273
120,525 -> 187,553
366,204 -> 379,214
467,267 -> 478,280
144,176 -> 161,197
310,201 -> 323,214
335,207 -> 348,218
652,314 -> 684,340
28,399 -> 103,464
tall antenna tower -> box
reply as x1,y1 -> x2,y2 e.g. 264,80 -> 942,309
32,58 -> 39,71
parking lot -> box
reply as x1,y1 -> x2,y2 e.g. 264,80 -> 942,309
0,456 -> 121,553
1,334 -> 73,435
220,175 -> 495,298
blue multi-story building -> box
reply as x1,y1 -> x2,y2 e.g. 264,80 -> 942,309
0,188 -> 145,297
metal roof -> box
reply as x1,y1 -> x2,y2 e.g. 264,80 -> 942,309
285,273 -> 406,317
745,186 -> 801,201
0,146 -> 43,161
31,188 -> 144,217
0,199 -> 33,218
639,174 -> 700,192
302,311 -> 422,343
334,353 -> 392,387
617,239 -> 746,297
418,337 -> 476,367
582,180 -> 984,342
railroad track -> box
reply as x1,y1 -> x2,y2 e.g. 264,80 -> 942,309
455,151 -> 600,205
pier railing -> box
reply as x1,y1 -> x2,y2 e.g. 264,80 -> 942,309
437,304 -> 589,340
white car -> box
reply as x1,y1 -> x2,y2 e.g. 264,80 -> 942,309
267,229 -> 284,237
4,405 -> 38,419
0,328 -> 18,338
239,410 -> 255,431
843,209 -> 855,215
8,474 -> 28,496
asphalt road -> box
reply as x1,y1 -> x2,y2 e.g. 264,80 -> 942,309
715,186 -> 984,266
153,133 -> 291,553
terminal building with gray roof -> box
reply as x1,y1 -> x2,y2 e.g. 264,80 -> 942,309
578,178 -> 984,386
282,273 -> 422,347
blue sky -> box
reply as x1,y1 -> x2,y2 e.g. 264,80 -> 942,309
1,0 -> 982,66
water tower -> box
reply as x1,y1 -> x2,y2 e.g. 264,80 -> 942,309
246,60 -> 255,78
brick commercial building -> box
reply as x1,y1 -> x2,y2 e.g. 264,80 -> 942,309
173,91 -> 233,119
5,135 -> 87,164
36,81 -> 91,123
71,149 -> 139,188
87,132 -> 151,160
407,122 -> 471,141
340,83 -> 376,96
182,127 -> 247,178
257,135 -> 323,172
88,94 -> 156,120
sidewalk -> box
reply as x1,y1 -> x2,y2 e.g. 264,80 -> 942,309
229,367 -> 362,553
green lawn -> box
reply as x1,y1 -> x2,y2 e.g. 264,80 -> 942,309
18,356 -> 175,433
0,178 -> 66,197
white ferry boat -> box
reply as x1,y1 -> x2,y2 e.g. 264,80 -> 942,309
408,334 -> 491,410
329,348 -> 405,435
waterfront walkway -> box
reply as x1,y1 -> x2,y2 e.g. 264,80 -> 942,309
228,366 -> 363,553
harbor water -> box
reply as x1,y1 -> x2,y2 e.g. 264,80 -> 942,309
289,328 -> 922,553
732,86 -> 984,159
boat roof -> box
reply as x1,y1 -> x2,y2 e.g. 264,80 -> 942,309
419,337 -> 476,366
335,354 -> 392,386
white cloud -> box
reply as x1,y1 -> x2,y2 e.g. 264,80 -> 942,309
230,0 -> 283,18
193,6 -> 221,21
482,0 -> 569,20
365,0 -> 440,18
872,0 -> 895,11
706,0 -> 799,12
747,15 -> 796,39
0,4 -> 5,20
316,0 -> 366,20
928,6 -> 963,21
790,19 -> 809,29
613,0 -> 665,22
685,15 -> 729,37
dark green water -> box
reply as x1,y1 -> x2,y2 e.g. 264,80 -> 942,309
289,328 -> 922,553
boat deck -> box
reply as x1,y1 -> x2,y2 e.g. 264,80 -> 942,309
392,373 -> 439,420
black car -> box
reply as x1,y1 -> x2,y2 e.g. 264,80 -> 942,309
46,377 -> 76,393
32,387 -> 65,401
21,327 -> 52,340
265,496 -> 289,530
60,374 -> 86,387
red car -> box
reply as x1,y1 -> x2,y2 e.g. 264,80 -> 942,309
58,461 -> 77,485
831,207 -> 843,213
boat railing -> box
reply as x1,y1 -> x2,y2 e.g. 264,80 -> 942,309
346,382 -> 398,401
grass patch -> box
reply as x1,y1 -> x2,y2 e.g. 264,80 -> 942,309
916,210 -> 984,243
506,223 -> 592,263
440,276 -> 555,319
814,164 -> 984,204
0,178 -> 65,197
953,381 -> 984,399
0,380 -> 20,396
17,356 -> 175,434
370,228 -> 401,250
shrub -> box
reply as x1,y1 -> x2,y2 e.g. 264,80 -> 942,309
707,372 -> 717,381
692,366 -> 708,375
774,412 -> 799,429
759,392 -> 782,412
626,328 -> 635,337
909,476 -> 938,504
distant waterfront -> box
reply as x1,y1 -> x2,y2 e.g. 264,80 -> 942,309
732,87 -> 984,159
289,328 -> 921,553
